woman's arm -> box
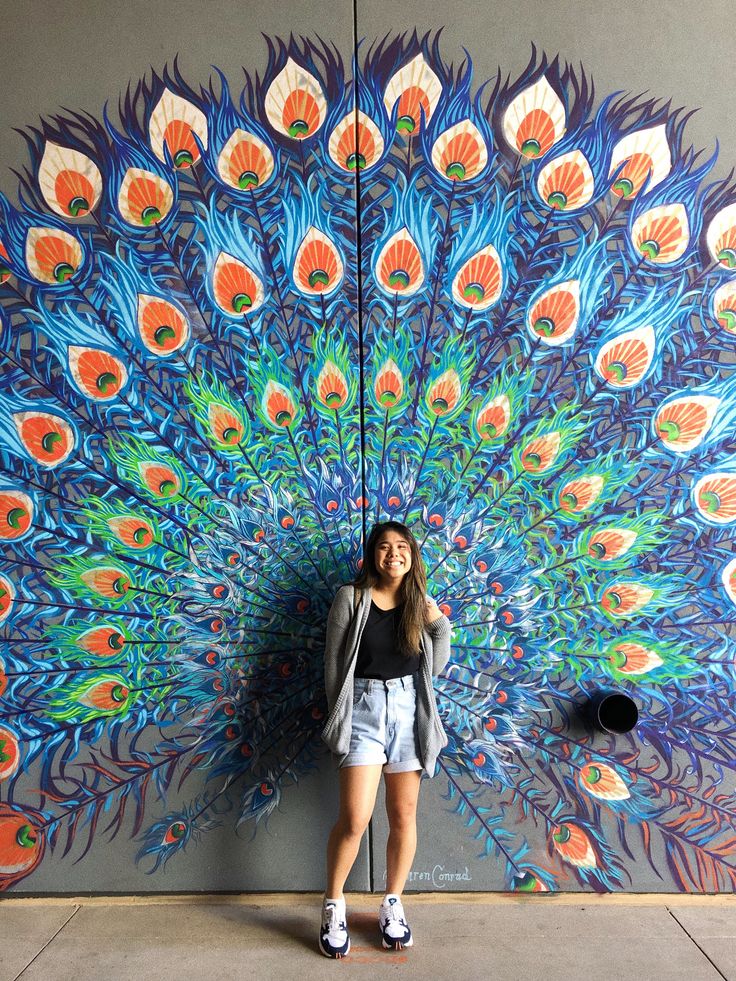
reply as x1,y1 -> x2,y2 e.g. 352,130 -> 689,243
324,586 -> 352,713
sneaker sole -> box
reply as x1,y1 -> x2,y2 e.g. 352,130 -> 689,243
381,933 -> 413,950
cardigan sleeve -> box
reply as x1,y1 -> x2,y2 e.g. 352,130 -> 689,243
426,614 -> 452,675
323,585 -> 353,713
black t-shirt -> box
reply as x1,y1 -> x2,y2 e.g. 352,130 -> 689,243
355,600 -> 421,680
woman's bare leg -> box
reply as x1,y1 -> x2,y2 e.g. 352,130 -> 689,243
384,769 -> 422,895
325,763 -> 383,899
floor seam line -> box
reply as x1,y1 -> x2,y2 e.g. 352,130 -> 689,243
665,905 -> 728,981
13,904 -> 81,981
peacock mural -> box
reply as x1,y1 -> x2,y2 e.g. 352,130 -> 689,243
1,32 -> 735,894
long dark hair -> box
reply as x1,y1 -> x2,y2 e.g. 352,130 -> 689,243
351,521 -> 428,656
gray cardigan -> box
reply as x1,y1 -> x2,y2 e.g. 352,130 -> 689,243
320,583 -> 452,777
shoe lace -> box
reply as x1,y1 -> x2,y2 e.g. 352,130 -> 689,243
324,904 -> 346,933
384,901 -> 405,925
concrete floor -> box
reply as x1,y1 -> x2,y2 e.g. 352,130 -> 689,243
1,893 -> 734,981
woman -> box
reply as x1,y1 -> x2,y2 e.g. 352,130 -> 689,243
318,520 -> 452,958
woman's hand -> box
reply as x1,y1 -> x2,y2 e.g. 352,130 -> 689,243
425,596 -> 442,623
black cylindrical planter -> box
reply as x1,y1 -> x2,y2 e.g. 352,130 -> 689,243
587,689 -> 638,734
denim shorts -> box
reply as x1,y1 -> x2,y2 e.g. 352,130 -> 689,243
340,673 -> 421,773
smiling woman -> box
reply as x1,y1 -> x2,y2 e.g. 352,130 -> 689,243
319,520 -> 452,957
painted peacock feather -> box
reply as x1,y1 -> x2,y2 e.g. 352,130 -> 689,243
1,33 -> 735,893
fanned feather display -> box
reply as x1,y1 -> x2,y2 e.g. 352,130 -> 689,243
1,33 -> 735,893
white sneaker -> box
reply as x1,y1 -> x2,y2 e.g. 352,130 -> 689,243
379,894 -> 413,950
319,898 -> 350,958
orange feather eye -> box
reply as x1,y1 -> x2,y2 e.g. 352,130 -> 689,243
54,169 -> 95,217
53,170 -> 97,217
0,726 -> 21,781
396,87 -> 431,132
431,120 -> 488,181
578,763 -> 630,801
328,112 -> 384,172
694,473 -> 736,523
375,228 -> 424,295
537,150 -> 594,210
282,91 -> 321,138
512,871 -> 548,893
137,295 -> 190,354
612,153 -> 656,199
452,245 -> 502,310
76,625 -> 126,656
551,822 -> 596,868
631,204 -> 689,263
207,403 -> 244,445
293,228 -> 343,296
475,395 -> 510,440
25,227 -> 83,284
373,359 -> 404,409
557,476 -> 604,512
0,575 -> 14,624
713,281 -> 736,333
706,203 -> 736,269
609,125 -> 671,198
521,431 -> 560,472
0,806 -> 42,875
264,58 -> 327,139
67,346 -> 127,400
164,821 -> 188,844
0,241 -> 11,283
383,54 -> 442,134
138,462 -> 181,498
608,641 -> 663,675
38,142 -> 103,217
212,253 -> 265,314
163,121 -> 200,168
78,679 -> 130,710
0,490 -> 33,539
59,170 -> 95,218
107,516 -> 155,548
587,528 -> 637,561
526,281 -> 579,345
217,130 -> 274,189
263,380 -> 297,428
503,76 -> 566,158
721,557 -> 736,604
600,581 -> 653,616
80,566 -> 130,599
14,411 -> 74,466
595,326 -> 654,388
317,361 -> 349,410
654,395 -> 719,452
515,110 -> 556,155
117,168 -> 174,227
149,90 -> 208,169
426,370 -> 461,416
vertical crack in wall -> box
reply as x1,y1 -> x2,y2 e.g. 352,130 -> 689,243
352,0 -> 375,893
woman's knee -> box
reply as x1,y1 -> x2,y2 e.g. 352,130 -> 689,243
386,802 -> 418,832
335,809 -> 372,839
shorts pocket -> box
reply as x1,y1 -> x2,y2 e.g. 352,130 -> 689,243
403,685 -> 417,708
352,687 -> 366,706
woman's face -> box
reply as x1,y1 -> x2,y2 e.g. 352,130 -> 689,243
374,529 -> 412,585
